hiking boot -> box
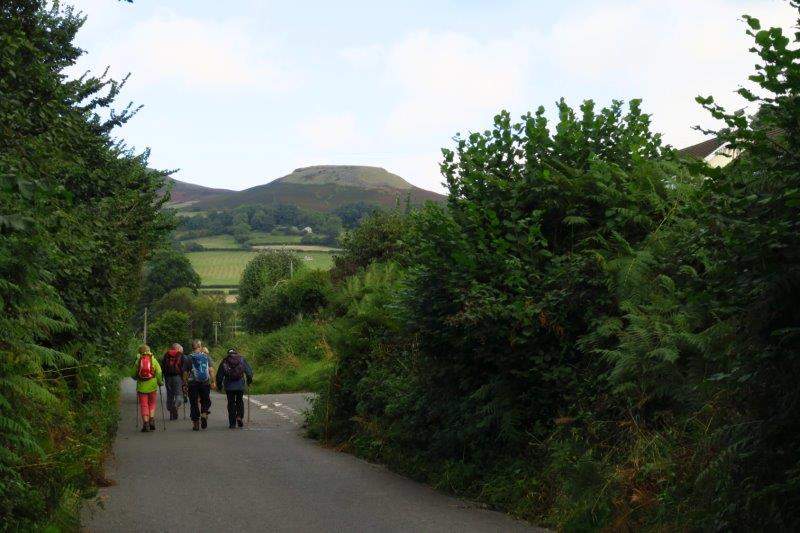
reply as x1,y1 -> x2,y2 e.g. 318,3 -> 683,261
149,420 -> 156,431
141,423 -> 149,433
192,420 -> 199,431
236,418 -> 243,428
200,416 -> 208,429
229,423 -> 235,429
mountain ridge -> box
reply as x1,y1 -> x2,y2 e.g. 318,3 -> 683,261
167,165 -> 445,212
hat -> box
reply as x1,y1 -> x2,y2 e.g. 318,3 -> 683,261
227,348 -> 238,355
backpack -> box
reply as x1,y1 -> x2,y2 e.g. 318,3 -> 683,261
137,354 -> 154,380
223,354 -> 245,381
164,351 -> 182,376
191,353 -> 210,383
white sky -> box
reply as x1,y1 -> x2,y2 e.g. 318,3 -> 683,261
68,0 -> 797,193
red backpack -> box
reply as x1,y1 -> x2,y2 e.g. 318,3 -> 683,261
164,350 -> 183,376
137,354 -> 154,380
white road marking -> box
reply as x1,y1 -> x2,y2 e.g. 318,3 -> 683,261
246,395 -> 299,426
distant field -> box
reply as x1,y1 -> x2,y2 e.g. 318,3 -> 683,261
184,233 -> 303,249
187,234 -> 240,249
249,232 -> 303,245
188,249 -> 334,286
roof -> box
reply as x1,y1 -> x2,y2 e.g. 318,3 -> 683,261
678,137 -> 725,159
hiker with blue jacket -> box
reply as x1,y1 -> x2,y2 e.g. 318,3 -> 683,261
182,340 -> 215,431
216,348 -> 253,429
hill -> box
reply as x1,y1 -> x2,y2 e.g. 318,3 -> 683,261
164,177 -> 233,206
191,165 -> 444,212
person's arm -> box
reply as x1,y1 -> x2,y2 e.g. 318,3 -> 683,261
244,358 -> 253,385
132,356 -> 139,380
215,359 -> 224,391
181,355 -> 190,386
209,358 -> 216,389
154,358 -> 163,386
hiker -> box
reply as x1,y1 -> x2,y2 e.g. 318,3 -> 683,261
161,343 -> 185,420
132,344 -> 164,433
215,348 -> 253,429
183,339 -> 215,431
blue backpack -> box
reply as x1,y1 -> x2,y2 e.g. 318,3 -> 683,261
191,353 -> 210,383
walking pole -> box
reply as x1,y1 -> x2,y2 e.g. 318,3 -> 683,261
158,385 -> 167,431
246,383 -> 251,427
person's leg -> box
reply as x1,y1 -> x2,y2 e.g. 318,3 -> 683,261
226,391 -> 236,428
164,377 -> 175,419
199,383 -> 211,429
164,377 -> 175,410
138,392 -> 149,426
235,391 -> 244,426
187,383 -> 200,421
147,391 -> 157,429
173,377 -> 184,408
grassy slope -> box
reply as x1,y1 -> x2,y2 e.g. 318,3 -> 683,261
213,320 -> 333,394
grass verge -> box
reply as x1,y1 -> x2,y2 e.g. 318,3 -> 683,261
214,320 -> 334,395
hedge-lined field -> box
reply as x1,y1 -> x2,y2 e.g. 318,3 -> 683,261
187,249 -> 334,285
185,232 -> 305,249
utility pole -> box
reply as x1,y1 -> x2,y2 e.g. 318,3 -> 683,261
213,321 -> 221,345
143,307 -> 148,345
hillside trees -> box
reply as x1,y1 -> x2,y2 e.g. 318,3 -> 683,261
141,248 -> 201,306
0,1 -> 169,528
152,287 -> 232,346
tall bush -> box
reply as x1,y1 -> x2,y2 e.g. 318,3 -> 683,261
238,249 -> 303,308
242,269 -> 331,333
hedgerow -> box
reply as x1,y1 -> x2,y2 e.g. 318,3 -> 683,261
307,6 -> 800,529
0,2 -> 168,529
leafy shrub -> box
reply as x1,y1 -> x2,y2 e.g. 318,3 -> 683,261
242,269 -> 331,333
238,249 -> 304,308
308,262 -> 406,440
141,248 -> 201,306
331,210 -> 409,279
148,310 -> 190,352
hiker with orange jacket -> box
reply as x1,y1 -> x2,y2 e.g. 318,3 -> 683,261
132,344 -> 164,433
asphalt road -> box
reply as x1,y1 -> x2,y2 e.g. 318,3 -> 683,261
82,379 -> 542,532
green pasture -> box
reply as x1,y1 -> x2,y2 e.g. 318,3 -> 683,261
188,249 -> 334,286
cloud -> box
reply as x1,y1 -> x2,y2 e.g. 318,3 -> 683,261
340,43 -> 385,69
547,0 -> 797,145
295,113 -> 364,153
83,9 -> 296,91
380,30 -> 538,136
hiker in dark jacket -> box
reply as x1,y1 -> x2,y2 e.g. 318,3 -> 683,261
215,348 -> 253,429
161,343 -> 185,420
